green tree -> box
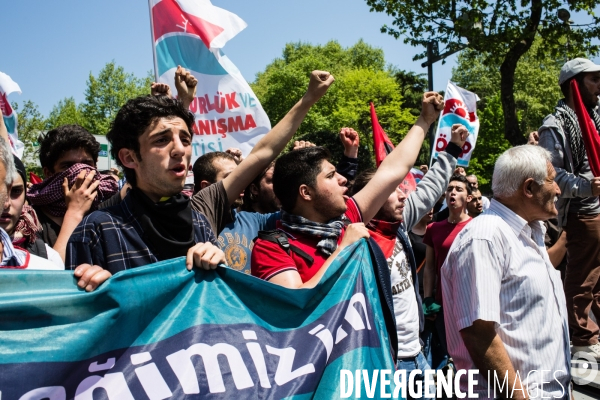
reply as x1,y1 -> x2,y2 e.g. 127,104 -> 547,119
252,40 -> 416,169
365,0 -> 600,146
81,61 -> 152,135
451,38 -> 563,193
12,101 -> 46,175
45,97 -> 85,130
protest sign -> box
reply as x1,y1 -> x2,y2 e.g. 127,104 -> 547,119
149,0 -> 271,164
0,71 -> 25,158
430,81 -> 479,167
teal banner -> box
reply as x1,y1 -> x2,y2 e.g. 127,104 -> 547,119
0,240 -> 395,399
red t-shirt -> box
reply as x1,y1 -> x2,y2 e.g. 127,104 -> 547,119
251,197 -> 363,282
423,218 -> 472,303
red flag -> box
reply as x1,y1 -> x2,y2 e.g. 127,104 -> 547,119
29,172 -> 42,185
370,102 -> 395,167
570,80 -> 600,177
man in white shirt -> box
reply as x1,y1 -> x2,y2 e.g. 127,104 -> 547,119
442,145 -> 570,399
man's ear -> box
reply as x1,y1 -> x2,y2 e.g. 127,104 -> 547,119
42,166 -> 53,179
119,148 -> 139,170
466,194 -> 473,203
522,178 -> 535,198
299,184 -> 312,202
249,183 -> 259,198
199,180 -> 211,190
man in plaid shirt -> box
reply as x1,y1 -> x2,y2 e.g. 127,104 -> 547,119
66,95 -> 226,290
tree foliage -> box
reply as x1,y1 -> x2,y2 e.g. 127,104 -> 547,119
251,40 -> 416,169
12,101 -> 45,174
45,97 -> 85,130
81,61 -> 152,135
13,62 -> 151,175
452,38 -> 563,193
365,0 -> 600,146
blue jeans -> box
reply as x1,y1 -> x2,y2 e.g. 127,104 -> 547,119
396,351 -> 436,400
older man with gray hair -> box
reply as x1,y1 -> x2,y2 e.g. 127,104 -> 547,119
441,145 -> 570,399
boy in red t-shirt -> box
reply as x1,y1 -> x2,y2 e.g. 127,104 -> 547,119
252,92 -> 446,289
422,174 -> 473,362
423,174 -> 473,304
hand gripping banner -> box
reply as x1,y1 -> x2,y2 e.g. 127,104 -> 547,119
0,240 -> 396,399
149,0 -> 271,164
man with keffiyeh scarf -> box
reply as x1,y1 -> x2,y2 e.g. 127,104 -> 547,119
29,125 -> 119,262
251,92 -> 446,292
539,58 -> 600,361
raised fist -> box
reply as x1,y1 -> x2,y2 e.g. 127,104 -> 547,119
225,147 -> 244,163
450,124 -> 469,148
175,65 -> 198,110
339,127 -> 359,158
304,70 -> 335,105
420,92 -> 444,126
151,82 -> 172,98
293,140 -> 316,151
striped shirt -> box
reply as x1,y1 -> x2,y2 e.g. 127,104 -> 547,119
441,200 -> 570,399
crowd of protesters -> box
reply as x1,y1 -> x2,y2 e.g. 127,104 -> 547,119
3,58 -> 600,399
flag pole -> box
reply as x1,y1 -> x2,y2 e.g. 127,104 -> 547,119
147,0 -> 159,81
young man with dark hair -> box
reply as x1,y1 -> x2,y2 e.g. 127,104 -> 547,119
467,188 -> 484,217
251,92 -> 445,289
195,130 -> 357,274
193,151 -> 239,191
422,174 -> 473,367
69,70 -> 335,290
465,174 -> 489,211
67,95 -> 224,289
28,124 -> 118,260
348,124 -> 468,398
538,58 -> 600,359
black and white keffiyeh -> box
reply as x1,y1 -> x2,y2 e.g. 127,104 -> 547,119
280,211 -> 345,256
555,99 -> 600,173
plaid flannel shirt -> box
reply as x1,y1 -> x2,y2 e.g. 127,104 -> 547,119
66,192 -> 216,274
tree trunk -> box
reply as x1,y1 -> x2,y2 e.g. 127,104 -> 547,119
498,0 -> 543,147
500,56 -> 526,146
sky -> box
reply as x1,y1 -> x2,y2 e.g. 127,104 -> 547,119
0,0 -> 457,116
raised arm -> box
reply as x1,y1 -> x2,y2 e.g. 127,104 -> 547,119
336,127 -> 360,182
221,71 -> 334,207
353,92 -> 444,223
174,65 -> 198,110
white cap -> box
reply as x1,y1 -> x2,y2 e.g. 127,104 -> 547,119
559,58 -> 600,85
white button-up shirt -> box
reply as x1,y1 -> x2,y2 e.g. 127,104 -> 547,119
442,200 -> 570,399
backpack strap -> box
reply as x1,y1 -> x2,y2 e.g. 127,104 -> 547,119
256,230 -> 314,264
27,238 -> 48,259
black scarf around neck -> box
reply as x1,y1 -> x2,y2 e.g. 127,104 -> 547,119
128,188 -> 195,261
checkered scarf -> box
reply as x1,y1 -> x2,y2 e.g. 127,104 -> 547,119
280,211 -> 345,256
11,205 -> 42,247
27,164 -> 119,217
556,99 -> 600,173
